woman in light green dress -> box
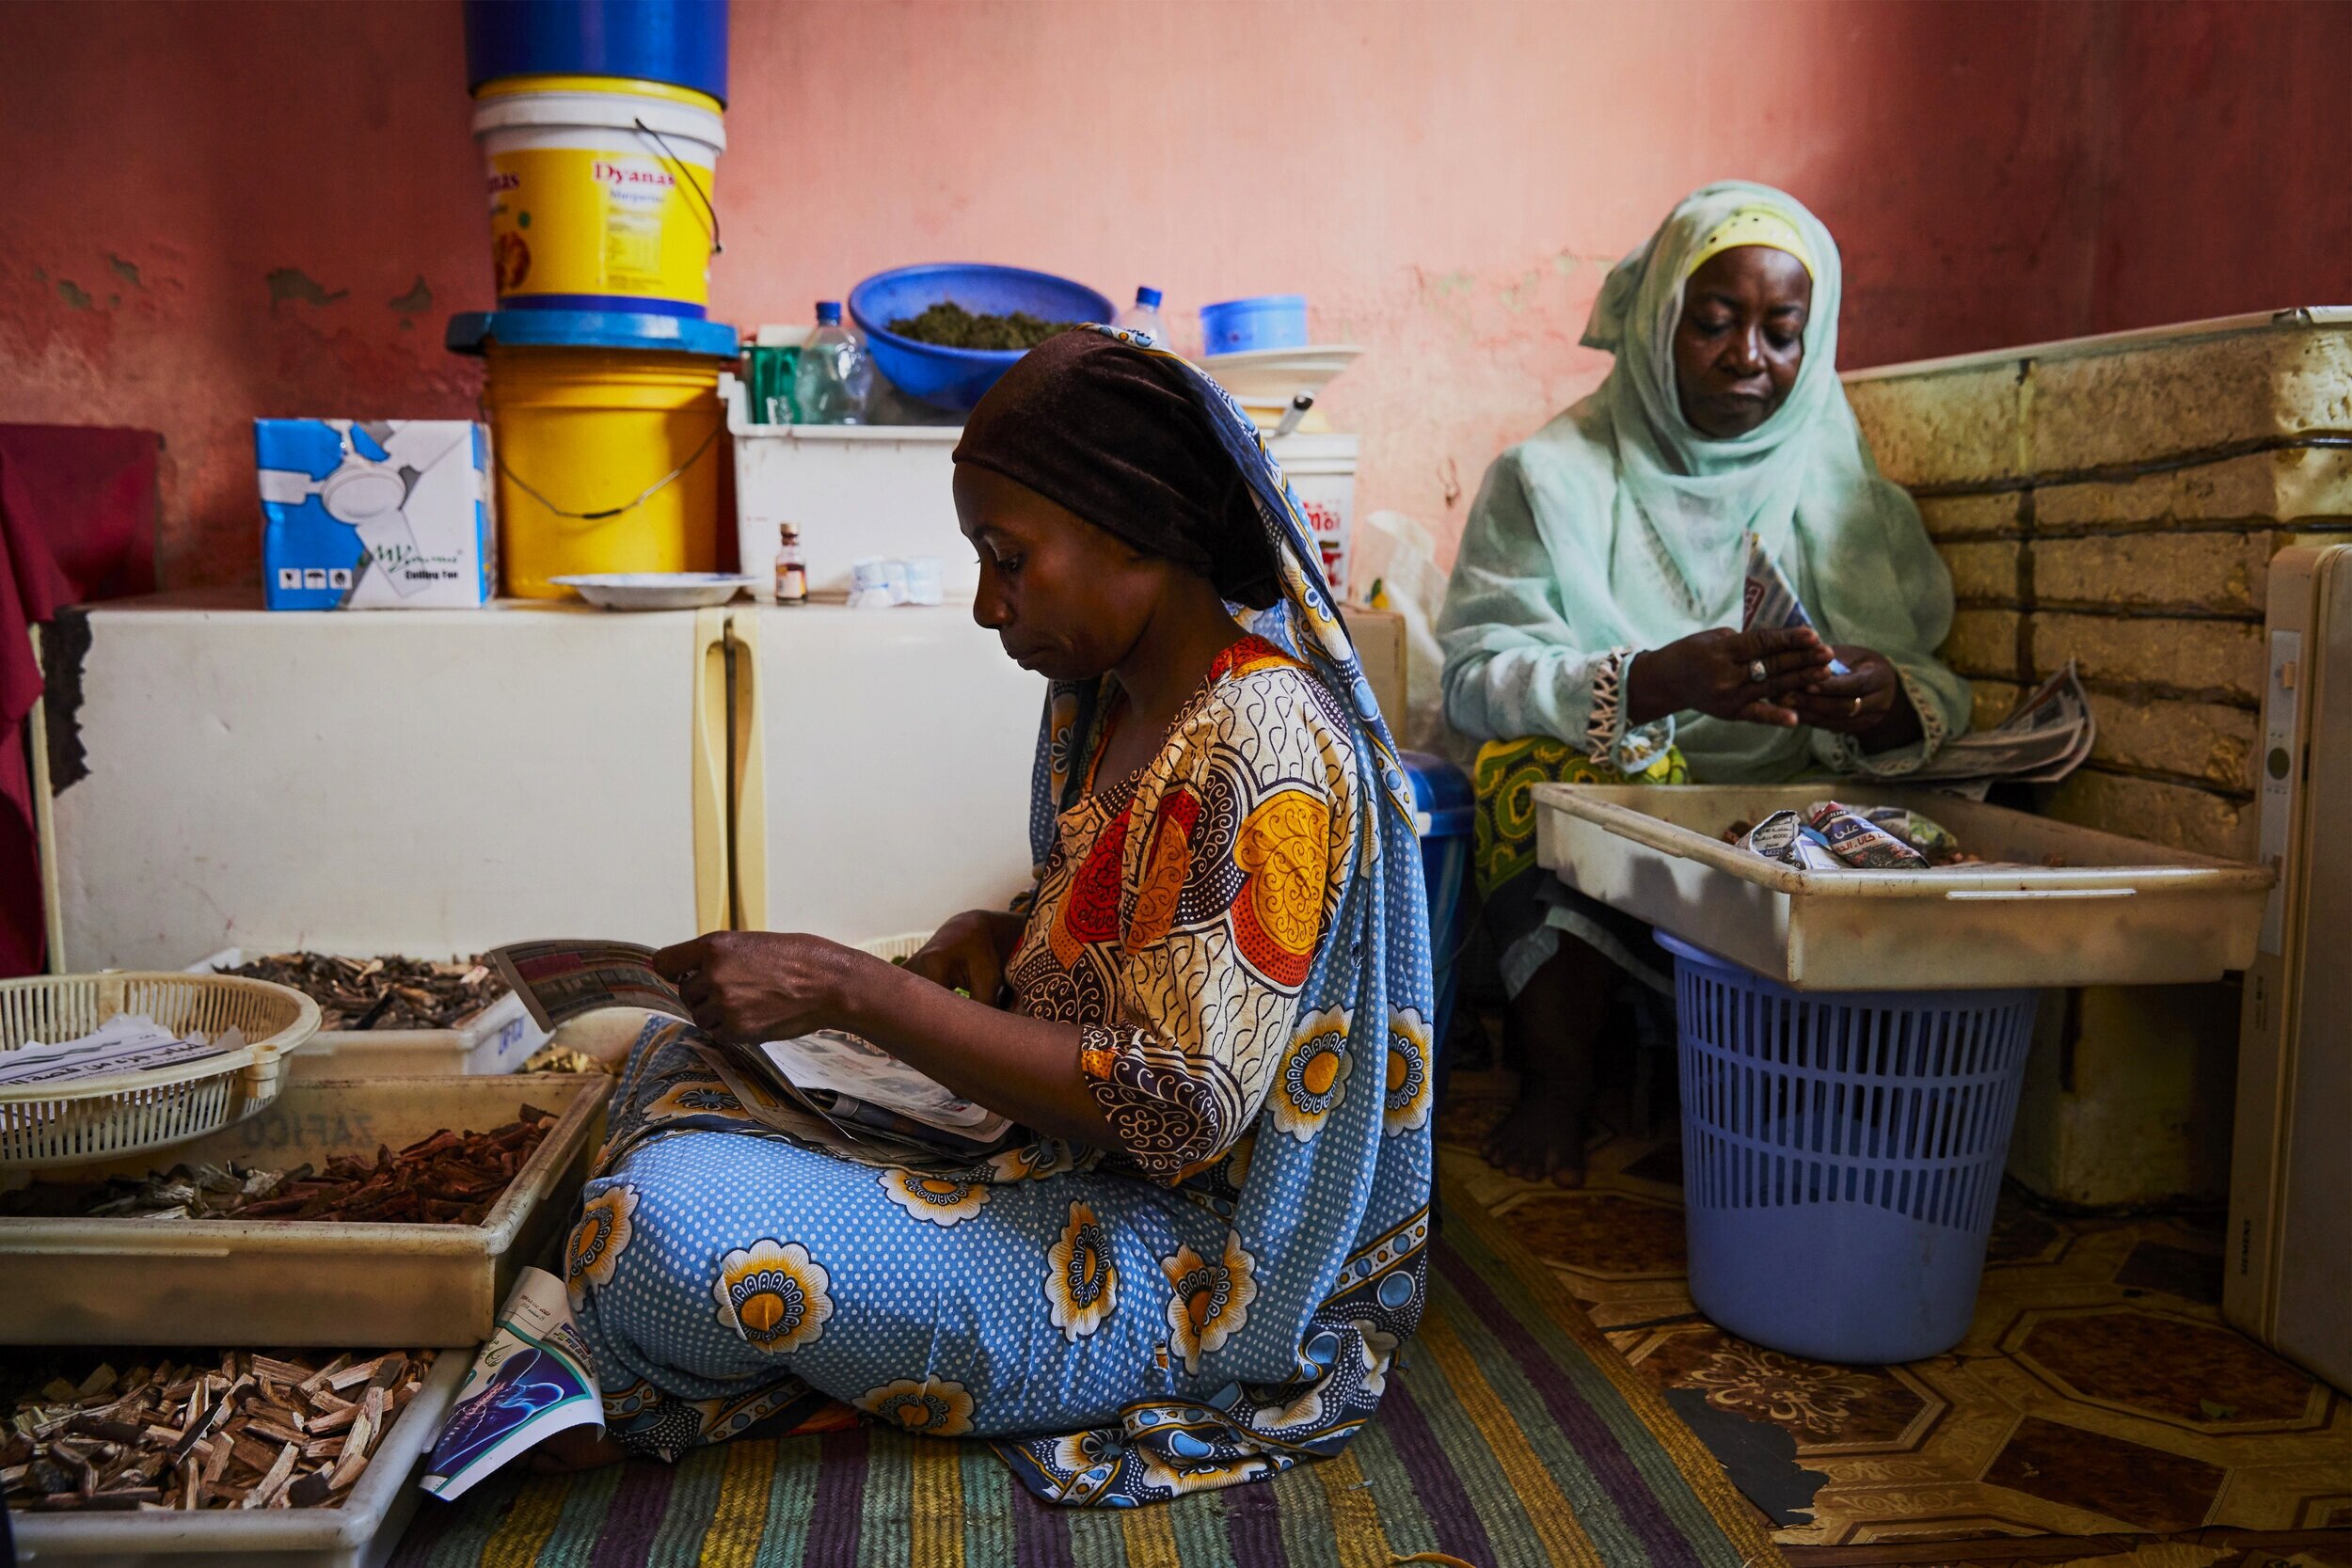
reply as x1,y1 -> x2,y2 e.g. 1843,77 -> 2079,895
1438,182 -> 1971,1185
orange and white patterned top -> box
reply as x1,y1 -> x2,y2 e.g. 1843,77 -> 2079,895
1006,635 -> 1360,1182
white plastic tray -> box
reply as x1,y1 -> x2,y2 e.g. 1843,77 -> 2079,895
190,953 -> 547,1082
9,1347 -> 466,1568
1534,784 -> 2273,991
0,1074 -> 611,1347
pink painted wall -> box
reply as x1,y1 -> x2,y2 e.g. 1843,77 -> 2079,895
2,0 -> 2346,588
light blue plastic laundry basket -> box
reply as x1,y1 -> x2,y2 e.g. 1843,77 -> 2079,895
1658,931 -> 2038,1364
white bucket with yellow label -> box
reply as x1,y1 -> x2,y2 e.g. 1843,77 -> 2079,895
471,74 -> 724,318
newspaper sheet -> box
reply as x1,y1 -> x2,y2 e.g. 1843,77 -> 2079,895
489,940 -> 691,1033
486,940 -> 1015,1161
421,1266 -> 601,1501
1907,662 -> 2096,785
0,1015 -> 245,1088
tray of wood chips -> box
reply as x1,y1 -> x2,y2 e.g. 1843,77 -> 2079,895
5,1346 -> 467,1568
0,1075 -> 611,1348
192,950 -> 548,1082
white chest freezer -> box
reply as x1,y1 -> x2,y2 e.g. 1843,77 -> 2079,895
32,591 -> 1046,974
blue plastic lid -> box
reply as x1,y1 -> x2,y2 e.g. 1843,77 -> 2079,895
1200,293 -> 1308,315
444,309 -> 739,357
465,0 -> 730,104
815,301 -> 843,326
1135,286 -> 1163,309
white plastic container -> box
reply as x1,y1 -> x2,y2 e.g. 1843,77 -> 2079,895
1274,433 -> 1359,599
189,951 -> 548,1082
723,374 -> 1359,602
1534,784 -> 2272,992
0,1074 -> 611,1347
8,1347 -> 468,1568
723,376 -> 965,601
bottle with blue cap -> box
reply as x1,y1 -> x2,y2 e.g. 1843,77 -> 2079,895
792,301 -> 873,425
1113,287 -> 1168,349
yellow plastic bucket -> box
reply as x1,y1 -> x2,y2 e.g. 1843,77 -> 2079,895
482,343 -> 724,598
472,74 -> 723,316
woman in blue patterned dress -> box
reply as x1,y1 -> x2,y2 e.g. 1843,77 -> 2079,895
548,327 -> 1435,1507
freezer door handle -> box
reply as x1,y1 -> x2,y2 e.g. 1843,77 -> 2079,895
691,609 -> 733,935
725,608 -> 768,931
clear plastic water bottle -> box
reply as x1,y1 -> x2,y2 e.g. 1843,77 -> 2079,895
792,301 -> 872,424
1114,286 -> 1168,348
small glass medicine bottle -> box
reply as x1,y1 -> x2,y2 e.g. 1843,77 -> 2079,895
773,523 -> 808,605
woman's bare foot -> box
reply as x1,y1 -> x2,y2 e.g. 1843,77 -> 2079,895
1482,1082 -> 1589,1187
1482,940 -> 1609,1186
527,1425 -> 628,1474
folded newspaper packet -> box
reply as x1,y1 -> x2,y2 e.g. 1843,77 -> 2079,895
1741,801 -> 1934,872
1741,533 -> 1851,675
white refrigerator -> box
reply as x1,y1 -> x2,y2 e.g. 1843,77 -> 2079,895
32,590 -> 1045,972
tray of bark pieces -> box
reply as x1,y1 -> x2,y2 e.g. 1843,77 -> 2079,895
4,1346 -> 467,1568
0,1075 -> 612,1349
193,949 -> 547,1081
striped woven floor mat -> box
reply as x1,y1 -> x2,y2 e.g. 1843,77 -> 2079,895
389,1177 -> 1780,1567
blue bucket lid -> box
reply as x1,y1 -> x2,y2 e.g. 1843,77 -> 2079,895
445,309 -> 739,357
465,0 -> 730,104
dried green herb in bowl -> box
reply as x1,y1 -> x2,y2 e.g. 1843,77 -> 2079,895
886,302 -> 1075,352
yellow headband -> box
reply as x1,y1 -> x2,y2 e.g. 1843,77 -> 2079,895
1686,208 -> 1815,280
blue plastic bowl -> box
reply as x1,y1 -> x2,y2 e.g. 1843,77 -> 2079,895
849,264 -> 1116,413
1200,293 -> 1309,356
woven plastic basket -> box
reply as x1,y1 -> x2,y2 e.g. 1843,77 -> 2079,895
0,973 -> 321,1170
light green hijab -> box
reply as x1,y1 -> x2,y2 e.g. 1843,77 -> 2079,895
1438,181 -> 1970,781
1586,180 -> 1847,614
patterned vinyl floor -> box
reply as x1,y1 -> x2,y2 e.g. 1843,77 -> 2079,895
1437,1069 -> 2352,1565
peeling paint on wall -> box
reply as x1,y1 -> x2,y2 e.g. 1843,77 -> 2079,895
55,279 -> 92,310
265,268 -> 348,307
387,277 -> 433,315
107,254 -> 142,289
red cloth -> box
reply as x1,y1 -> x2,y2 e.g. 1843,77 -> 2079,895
0,426 -> 160,976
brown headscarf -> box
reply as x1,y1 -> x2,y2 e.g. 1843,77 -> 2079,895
952,329 -> 1279,608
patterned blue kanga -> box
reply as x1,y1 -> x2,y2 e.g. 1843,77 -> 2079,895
561,325 -> 1435,1506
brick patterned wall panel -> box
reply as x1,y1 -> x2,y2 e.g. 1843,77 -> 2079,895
2043,769 -> 2254,861
2027,332 -> 2352,472
1969,678 -> 2023,734
1915,492 -> 2022,541
2088,697 -> 2259,794
2029,613 -> 2264,704
1942,538 -> 2024,604
2034,449 -> 2352,530
2030,532 -> 2275,616
1940,608 -> 2024,682
1847,364 -> 2023,488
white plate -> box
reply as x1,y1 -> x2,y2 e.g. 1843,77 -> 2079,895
1200,343 -> 1364,409
549,573 -> 758,610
